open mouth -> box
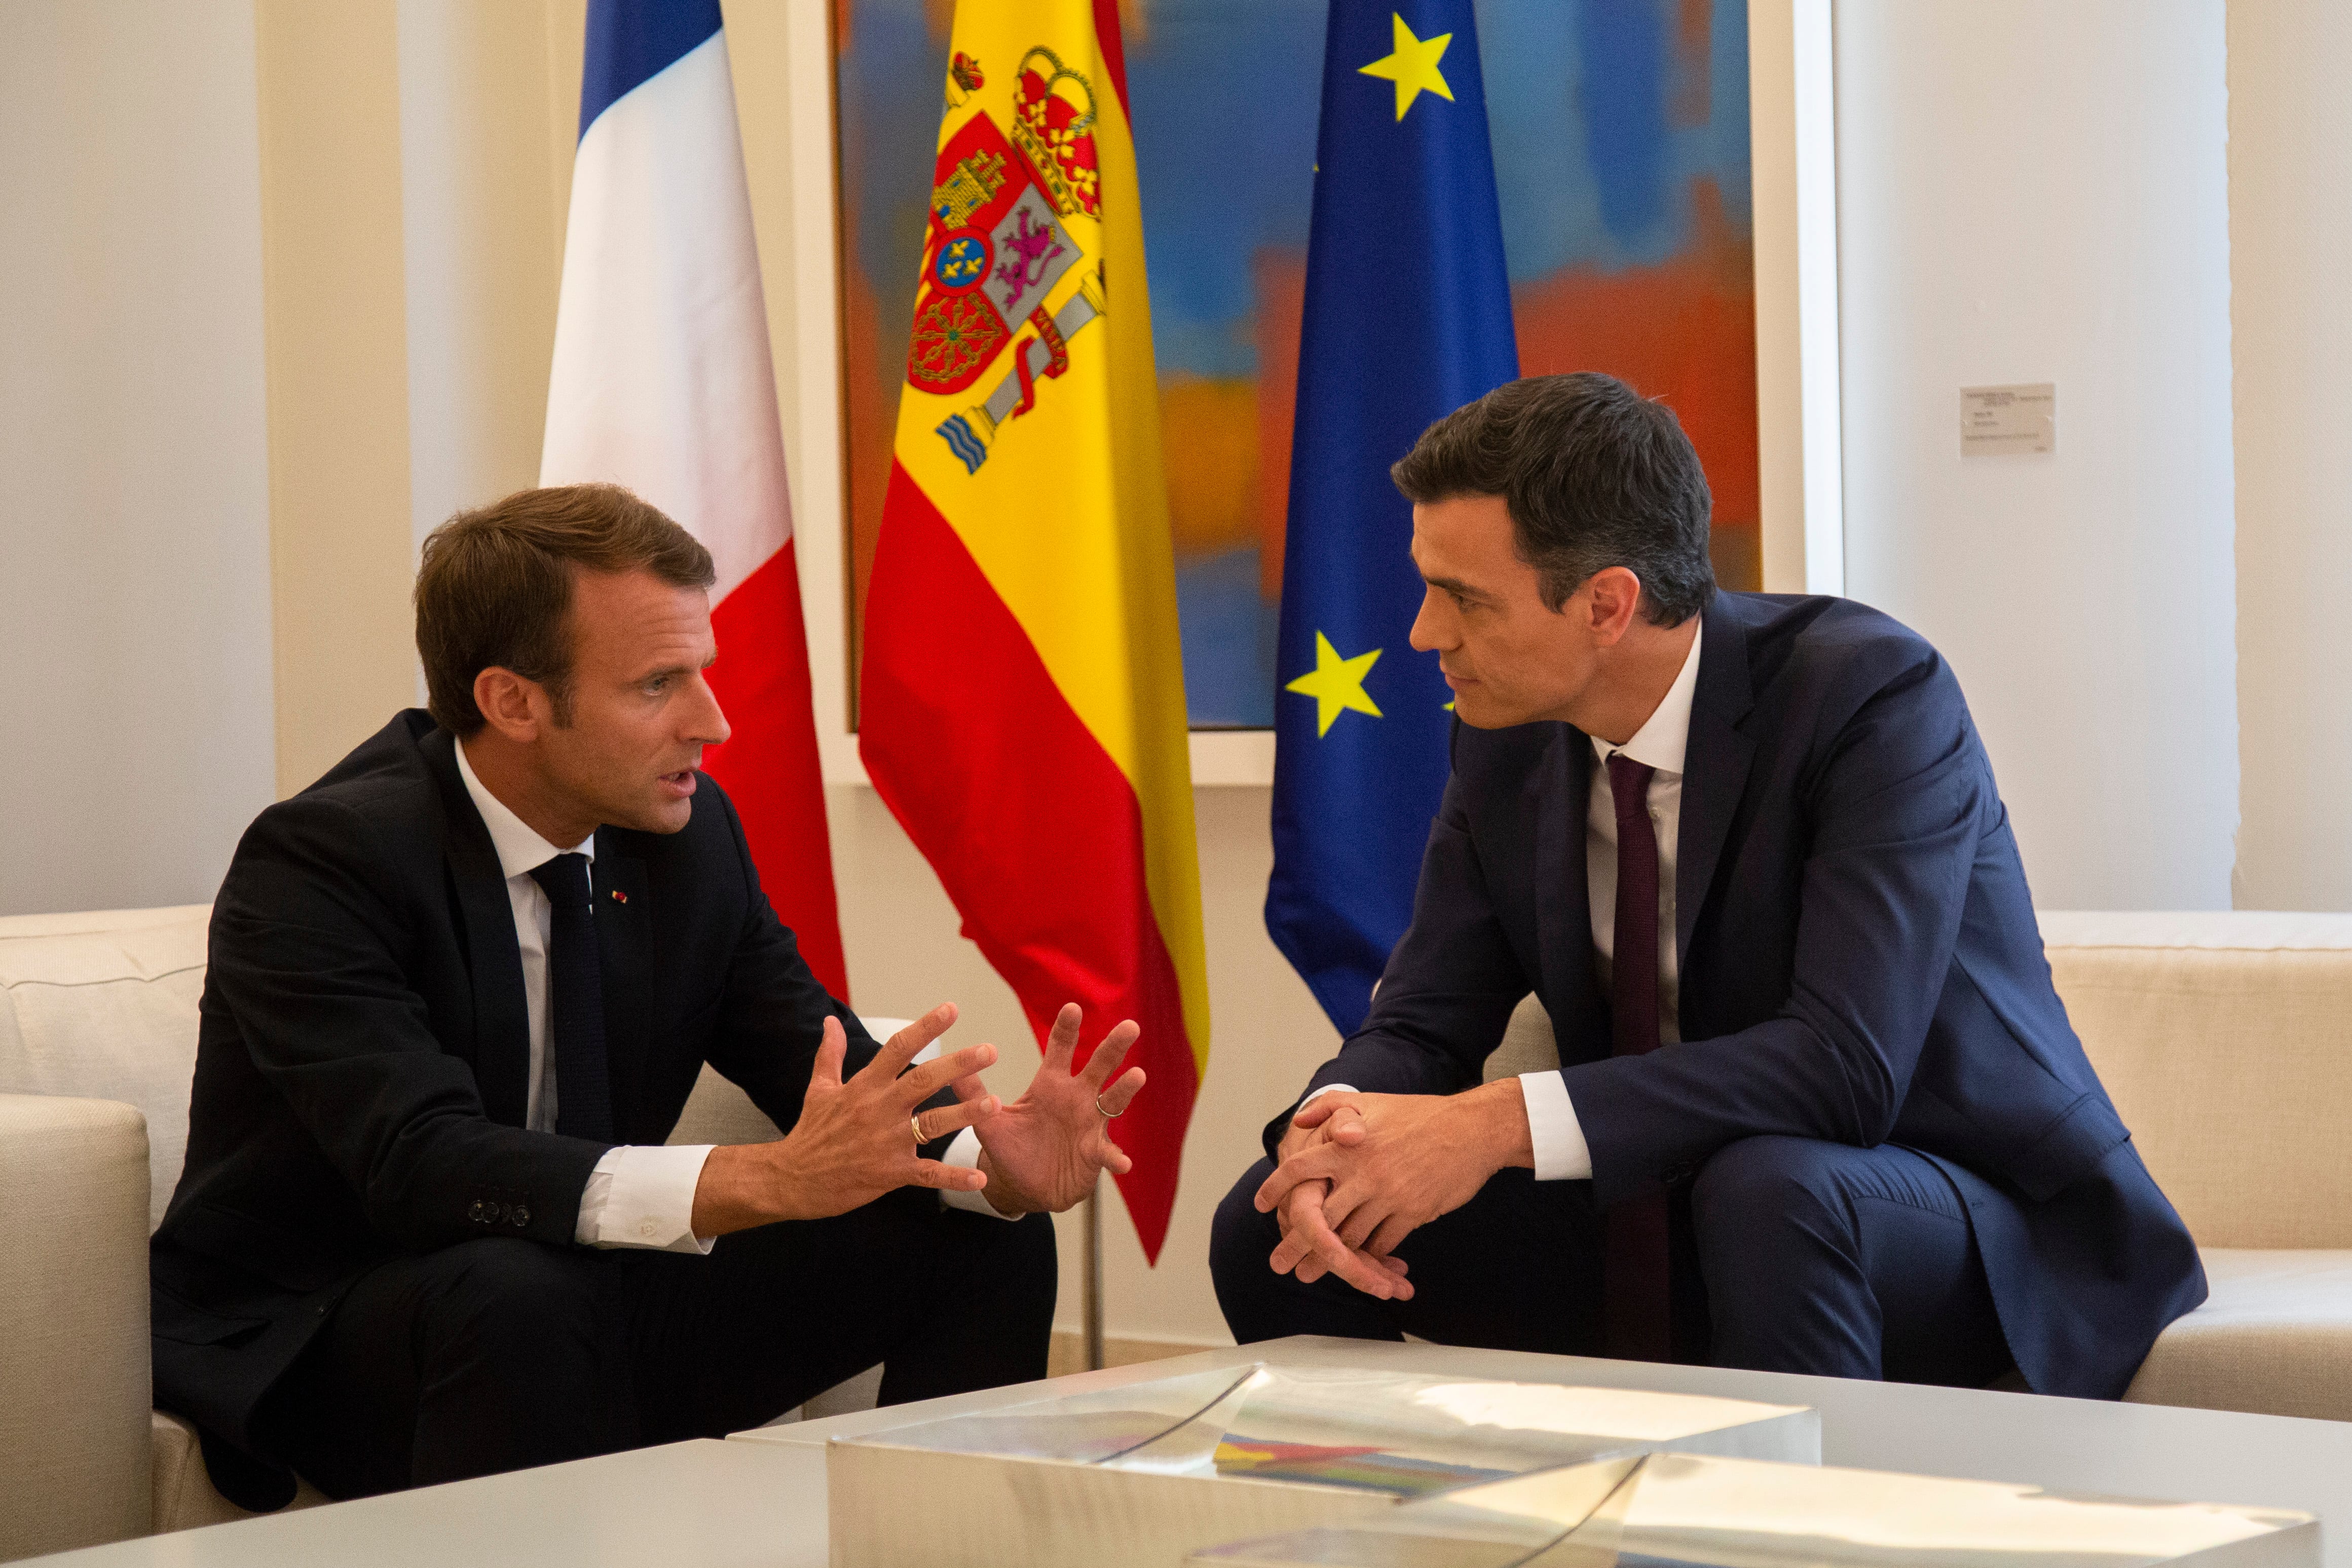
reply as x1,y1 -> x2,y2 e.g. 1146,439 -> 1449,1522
658,769 -> 697,797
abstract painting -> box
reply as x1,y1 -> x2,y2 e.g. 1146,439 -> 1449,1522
836,0 -> 1757,728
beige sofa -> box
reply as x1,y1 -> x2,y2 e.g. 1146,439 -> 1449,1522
0,903 -> 879,1562
2037,911 -> 2352,1418
5,905 -> 2351,1558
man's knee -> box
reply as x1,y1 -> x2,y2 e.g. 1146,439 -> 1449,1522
975,1209 -> 1058,1327
1209,1159 -> 1280,1297
417,1239 -> 600,1361
1691,1137 -> 1855,1264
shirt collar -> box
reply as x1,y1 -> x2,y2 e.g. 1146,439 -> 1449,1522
454,734 -> 595,880
1589,617 -> 1704,777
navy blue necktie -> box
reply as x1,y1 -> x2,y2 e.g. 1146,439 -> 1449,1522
528,853 -> 614,1143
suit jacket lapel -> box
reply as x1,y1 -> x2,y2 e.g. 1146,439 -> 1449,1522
1675,601 -> 1758,970
592,839 -> 655,1142
421,728 -> 532,1129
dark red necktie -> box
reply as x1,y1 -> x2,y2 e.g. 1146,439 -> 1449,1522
1601,751 -> 1672,1361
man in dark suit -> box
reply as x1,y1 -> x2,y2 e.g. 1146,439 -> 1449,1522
1211,373 -> 2204,1398
156,483 -> 1146,1507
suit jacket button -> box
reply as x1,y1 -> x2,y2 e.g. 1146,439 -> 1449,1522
511,1205 -> 530,1227
468,1200 -> 486,1223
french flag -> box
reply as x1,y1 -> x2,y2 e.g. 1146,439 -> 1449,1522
541,0 -> 848,997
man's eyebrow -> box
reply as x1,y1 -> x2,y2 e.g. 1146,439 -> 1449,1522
1422,572 -> 1490,600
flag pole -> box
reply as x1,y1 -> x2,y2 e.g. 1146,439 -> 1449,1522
1082,1177 -> 1105,1370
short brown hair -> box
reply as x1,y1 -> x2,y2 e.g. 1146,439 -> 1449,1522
1392,372 -> 1715,625
415,483 -> 716,735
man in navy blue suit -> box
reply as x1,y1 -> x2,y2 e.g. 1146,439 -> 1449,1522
1211,373 -> 2205,1398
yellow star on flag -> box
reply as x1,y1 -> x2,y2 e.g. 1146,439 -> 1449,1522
1358,13 -> 1455,122
1286,631 -> 1385,737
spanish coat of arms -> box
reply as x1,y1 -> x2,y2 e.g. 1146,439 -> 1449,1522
907,48 -> 1108,475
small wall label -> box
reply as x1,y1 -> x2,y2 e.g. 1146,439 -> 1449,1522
1961,383 -> 2056,455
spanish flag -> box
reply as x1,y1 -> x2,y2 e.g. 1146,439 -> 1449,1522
859,3 -> 1207,1262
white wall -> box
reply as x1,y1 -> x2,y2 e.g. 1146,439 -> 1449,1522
0,1 -> 276,916
1835,0 -> 2236,911
395,0 -> 573,562
2228,0 -> 2352,912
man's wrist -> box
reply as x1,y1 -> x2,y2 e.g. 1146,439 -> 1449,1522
971,1148 -> 1034,1216
691,1142 -> 786,1236
1466,1076 -> 1535,1173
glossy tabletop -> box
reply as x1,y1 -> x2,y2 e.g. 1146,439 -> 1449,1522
748,1338 -> 2352,1565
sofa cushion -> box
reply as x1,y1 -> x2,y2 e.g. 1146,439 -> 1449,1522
1479,993 -> 1562,1081
666,1018 -> 914,1147
0,906 -> 210,1230
2039,911 -> 2352,1250
669,1066 -> 784,1147
150,1411 -> 327,1534
2124,1248 -> 2352,1422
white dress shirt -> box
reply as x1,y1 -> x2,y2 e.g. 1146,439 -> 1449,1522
454,739 -> 717,1252
453,742 -> 1001,1246
1306,621 -> 1704,1183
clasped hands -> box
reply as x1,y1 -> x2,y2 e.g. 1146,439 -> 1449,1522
1253,1078 -> 1533,1302
690,1001 -> 1144,1238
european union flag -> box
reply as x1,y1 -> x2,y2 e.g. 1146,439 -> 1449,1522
1267,2 -> 1518,1035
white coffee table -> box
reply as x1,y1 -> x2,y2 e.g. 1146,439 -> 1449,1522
30,1336 -> 2352,1565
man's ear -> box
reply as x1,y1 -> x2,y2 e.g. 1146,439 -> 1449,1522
1584,567 -> 1646,647
473,666 -> 545,743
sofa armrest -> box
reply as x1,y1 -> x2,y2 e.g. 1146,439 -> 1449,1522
0,1094 -> 153,1559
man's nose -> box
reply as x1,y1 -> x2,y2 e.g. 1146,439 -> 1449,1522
687,673 -> 731,746
1408,589 -> 1446,652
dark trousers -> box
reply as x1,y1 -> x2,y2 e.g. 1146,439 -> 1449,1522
1211,1134 -> 2014,1387
264,1186 -> 1055,1499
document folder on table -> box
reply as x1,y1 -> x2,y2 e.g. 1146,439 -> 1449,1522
826,1364 -> 1817,1568
1189,1449 -> 2319,1568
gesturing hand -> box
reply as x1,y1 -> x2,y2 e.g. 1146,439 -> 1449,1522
963,1003 -> 1146,1216
690,1005 -> 1001,1237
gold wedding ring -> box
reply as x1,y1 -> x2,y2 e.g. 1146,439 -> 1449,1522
910,1113 -> 928,1147
1094,1093 -> 1123,1120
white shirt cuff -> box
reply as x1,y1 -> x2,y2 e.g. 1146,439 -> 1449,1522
576,1143 -> 717,1253
1299,1082 -> 1360,1110
939,1126 -> 1016,1219
1519,1070 -> 1593,1181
